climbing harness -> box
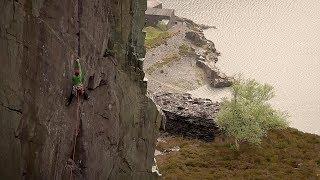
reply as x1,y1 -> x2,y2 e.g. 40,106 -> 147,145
73,85 -> 84,96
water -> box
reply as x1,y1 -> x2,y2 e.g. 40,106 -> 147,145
162,0 -> 320,135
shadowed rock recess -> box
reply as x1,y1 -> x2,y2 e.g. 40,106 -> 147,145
154,92 -> 221,141
0,0 -> 161,179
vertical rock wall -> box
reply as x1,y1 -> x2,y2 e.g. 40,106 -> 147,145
0,0 -> 160,179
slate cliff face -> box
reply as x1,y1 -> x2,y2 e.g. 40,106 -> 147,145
0,0 -> 160,179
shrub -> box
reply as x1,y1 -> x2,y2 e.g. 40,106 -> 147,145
216,78 -> 289,149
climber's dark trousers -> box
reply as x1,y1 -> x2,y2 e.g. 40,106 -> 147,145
66,90 -> 89,106
83,91 -> 89,100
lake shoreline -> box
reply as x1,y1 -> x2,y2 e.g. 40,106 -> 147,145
145,13 -> 319,135
145,15 -> 232,94
160,0 -> 320,135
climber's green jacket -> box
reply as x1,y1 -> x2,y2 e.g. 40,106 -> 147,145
72,60 -> 84,86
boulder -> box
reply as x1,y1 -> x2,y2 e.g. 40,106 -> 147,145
153,92 -> 220,141
196,61 -> 232,88
213,78 -> 233,88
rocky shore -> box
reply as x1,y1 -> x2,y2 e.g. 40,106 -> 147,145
144,16 -> 232,94
144,16 -> 234,145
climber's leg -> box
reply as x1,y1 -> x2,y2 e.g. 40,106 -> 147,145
66,87 -> 76,106
66,93 -> 74,106
83,90 -> 89,100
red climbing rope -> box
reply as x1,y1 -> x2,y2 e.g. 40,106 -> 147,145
70,91 -> 81,180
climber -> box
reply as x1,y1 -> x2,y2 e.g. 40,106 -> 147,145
66,57 -> 89,106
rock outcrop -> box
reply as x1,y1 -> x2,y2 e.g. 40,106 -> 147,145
181,18 -> 230,88
196,61 -> 232,88
153,92 -> 220,141
0,0 -> 160,179
185,31 -> 207,47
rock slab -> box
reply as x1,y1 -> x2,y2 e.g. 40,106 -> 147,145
154,92 -> 220,141
185,31 -> 207,46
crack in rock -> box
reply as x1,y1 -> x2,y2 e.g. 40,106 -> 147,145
0,101 -> 22,114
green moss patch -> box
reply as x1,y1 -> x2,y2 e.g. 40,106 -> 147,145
144,26 -> 172,49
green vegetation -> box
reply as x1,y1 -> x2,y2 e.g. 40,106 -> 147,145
217,78 -> 289,149
178,44 -> 195,56
144,26 -> 172,49
146,53 -> 180,74
156,128 -> 320,179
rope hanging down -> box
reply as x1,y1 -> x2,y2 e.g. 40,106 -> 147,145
69,93 -> 81,180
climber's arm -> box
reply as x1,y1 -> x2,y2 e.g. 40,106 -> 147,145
81,71 -> 85,83
74,59 -> 81,73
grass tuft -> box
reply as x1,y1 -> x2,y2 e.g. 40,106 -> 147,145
144,26 -> 172,49
146,53 -> 180,74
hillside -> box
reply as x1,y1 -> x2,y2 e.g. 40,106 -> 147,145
156,129 -> 320,179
